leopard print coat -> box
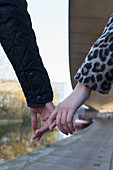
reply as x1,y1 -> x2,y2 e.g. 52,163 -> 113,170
75,14 -> 113,94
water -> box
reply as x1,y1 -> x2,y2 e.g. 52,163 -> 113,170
0,122 -> 69,164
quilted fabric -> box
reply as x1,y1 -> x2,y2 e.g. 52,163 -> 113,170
0,0 -> 53,107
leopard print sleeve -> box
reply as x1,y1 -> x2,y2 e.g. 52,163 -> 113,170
75,14 -> 113,94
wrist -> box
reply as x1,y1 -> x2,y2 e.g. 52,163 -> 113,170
72,82 -> 91,108
76,82 -> 91,98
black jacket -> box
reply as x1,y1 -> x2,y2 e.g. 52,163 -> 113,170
0,0 -> 53,107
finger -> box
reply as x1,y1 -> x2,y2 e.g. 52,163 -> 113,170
67,111 -> 75,132
61,111 -> 73,134
32,123 -> 48,140
49,120 -> 56,131
36,122 -> 56,141
48,108 -> 58,125
36,134 -> 42,141
32,130 -> 42,140
56,111 -> 68,135
34,128 -> 46,138
30,110 -> 38,130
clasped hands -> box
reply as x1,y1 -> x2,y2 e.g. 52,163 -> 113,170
30,82 -> 91,141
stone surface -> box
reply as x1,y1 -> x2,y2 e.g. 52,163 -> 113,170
1,119 -> 113,170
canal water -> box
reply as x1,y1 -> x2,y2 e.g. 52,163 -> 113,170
0,122 -> 69,164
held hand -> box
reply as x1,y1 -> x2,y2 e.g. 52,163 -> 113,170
30,102 -> 55,141
48,82 -> 91,135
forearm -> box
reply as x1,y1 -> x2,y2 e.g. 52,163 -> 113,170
75,13 -> 113,95
0,0 -> 53,107
73,82 -> 91,109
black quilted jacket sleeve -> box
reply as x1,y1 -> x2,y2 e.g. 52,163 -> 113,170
0,0 -> 53,107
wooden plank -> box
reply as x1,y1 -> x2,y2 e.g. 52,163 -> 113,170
70,17 -> 107,34
69,52 -> 87,62
70,44 -> 91,53
70,0 -> 113,19
70,33 -> 100,45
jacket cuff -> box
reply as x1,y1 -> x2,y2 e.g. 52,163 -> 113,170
17,69 -> 53,108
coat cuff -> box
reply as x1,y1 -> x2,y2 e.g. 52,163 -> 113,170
75,14 -> 113,95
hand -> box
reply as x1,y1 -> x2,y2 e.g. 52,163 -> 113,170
48,82 -> 91,135
30,102 -> 55,141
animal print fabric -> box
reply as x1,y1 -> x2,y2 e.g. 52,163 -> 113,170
75,14 -> 113,94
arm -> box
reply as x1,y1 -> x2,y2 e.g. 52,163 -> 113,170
0,0 -> 53,107
47,14 -> 113,136
0,0 -> 54,133
75,13 -> 113,94
32,13 -> 113,139
49,13 -> 113,135
32,14 -> 113,138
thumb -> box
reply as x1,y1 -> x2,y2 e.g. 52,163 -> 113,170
30,109 -> 38,130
